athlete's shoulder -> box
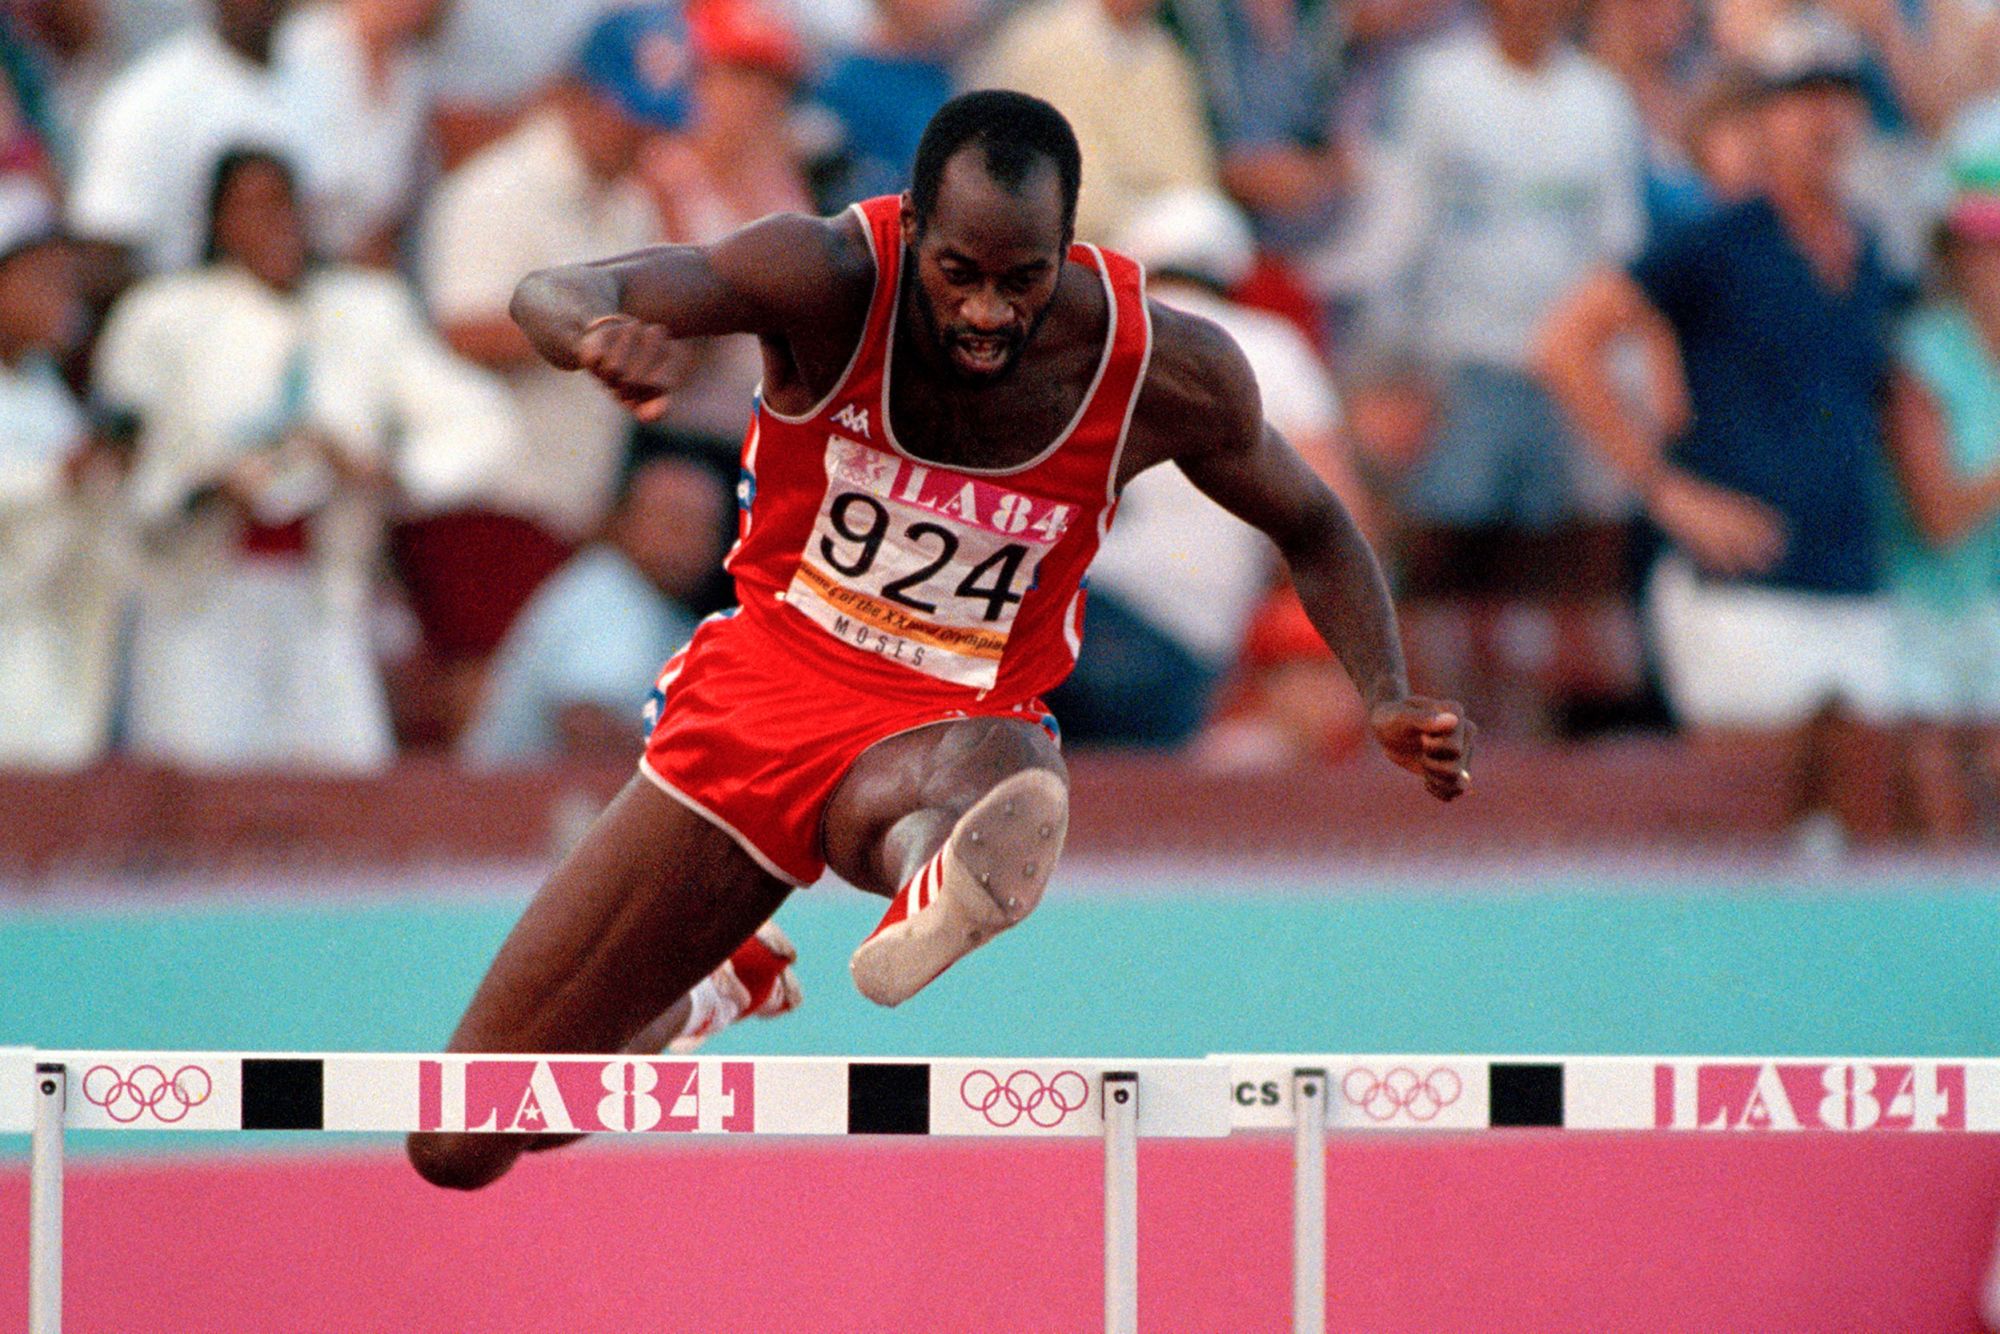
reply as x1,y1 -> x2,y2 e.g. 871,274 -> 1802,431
721,208 -> 877,315
1128,298 -> 1262,463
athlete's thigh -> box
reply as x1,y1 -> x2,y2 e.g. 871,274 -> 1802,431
821,715 -> 1065,897
445,774 -> 791,1056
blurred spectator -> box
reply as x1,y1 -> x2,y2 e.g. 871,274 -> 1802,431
636,0 -> 811,475
765,0 -> 873,53
1372,0 -> 1645,537
275,0 -> 445,265
461,453 -> 727,766
1165,0 -> 1345,257
97,149 -> 515,771
0,10 -> 66,201
1684,69 -> 1769,208
814,0 -> 974,208
66,0 -> 295,275
426,0 -> 622,168
1710,0 -> 1987,138
412,6 -> 679,733
1586,0 -> 1714,233
1051,189 -> 1357,749
46,0 -> 191,134
0,183 -> 124,768
1535,47 -> 1904,842
1879,159 -> 2000,841
1712,2 -> 1980,274
970,0 -> 1219,244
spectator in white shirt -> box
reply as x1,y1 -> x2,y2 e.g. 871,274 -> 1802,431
275,0 -> 446,265
0,185 -> 126,769
1372,0 -> 1646,535
96,149 -> 519,771
66,0 -> 297,276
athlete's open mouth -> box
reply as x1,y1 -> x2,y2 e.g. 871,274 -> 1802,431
952,334 -> 1013,375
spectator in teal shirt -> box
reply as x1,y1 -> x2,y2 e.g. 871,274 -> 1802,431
1882,165 -> 2000,841
460,452 -> 729,766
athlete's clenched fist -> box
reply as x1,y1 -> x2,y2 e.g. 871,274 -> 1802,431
577,314 -> 690,422
1370,697 -> 1474,802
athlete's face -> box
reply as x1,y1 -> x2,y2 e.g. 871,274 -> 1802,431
902,151 -> 1068,383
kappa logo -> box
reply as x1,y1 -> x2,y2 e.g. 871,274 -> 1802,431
832,403 -> 871,437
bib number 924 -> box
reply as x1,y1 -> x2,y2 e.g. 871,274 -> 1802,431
819,492 -> 1030,621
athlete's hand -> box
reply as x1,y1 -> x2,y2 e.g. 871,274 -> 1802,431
576,314 -> 691,423
1371,697 -> 1472,802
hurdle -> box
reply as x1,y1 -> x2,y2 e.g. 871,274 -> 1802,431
0,1049 -> 1229,1334
1225,1053 -> 2000,1333
14,1050 -> 1998,1332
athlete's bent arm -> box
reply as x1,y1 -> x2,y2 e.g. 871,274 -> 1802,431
1136,306 -> 1472,801
509,211 -> 870,418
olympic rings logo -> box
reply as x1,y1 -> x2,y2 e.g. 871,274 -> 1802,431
960,1069 -> 1091,1128
1341,1066 -> 1462,1123
81,1064 -> 214,1124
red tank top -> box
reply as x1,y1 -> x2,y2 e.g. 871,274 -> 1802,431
723,194 -> 1153,707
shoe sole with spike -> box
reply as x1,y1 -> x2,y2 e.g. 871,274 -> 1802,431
849,768 -> 1068,1007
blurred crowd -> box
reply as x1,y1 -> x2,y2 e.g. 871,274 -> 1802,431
3,0 -> 2000,844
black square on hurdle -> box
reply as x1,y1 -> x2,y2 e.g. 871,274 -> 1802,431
241,1058 -> 324,1130
1488,1063 -> 1564,1128
847,1062 -> 930,1134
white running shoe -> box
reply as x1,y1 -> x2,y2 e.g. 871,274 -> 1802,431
849,768 -> 1068,1007
668,921 -> 803,1053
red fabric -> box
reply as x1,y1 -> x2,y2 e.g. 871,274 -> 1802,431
1240,586 -> 1334,668
390,510 -> 573,659
726,933 -> 786,1011
723,194 -> 1151,712
237,517 -> 310,559
1229,254 -> 1328,359
686,0 -> 804,79
640,611 -> 1055,886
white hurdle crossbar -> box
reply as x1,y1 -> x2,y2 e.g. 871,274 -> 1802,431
0,1049 -> 1228,1334
15,1049 -> 2000,1333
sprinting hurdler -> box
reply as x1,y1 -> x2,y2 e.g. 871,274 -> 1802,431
409,91 -> 1471,1190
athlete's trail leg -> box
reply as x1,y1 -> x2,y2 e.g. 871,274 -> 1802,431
407,777 -> 790,1190
824,717 -> 1067,1005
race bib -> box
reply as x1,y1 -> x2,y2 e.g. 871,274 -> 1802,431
784,435 -> 1075,689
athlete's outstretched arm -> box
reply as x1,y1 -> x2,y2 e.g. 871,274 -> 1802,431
509,211 -> 868,419
1136,305 -> 1472,800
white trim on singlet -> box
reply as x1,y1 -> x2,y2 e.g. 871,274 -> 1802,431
637,757 -> 810,887
758,202 -> 884,427
877,243 -> 1120,479
1098,264 -> 1155,541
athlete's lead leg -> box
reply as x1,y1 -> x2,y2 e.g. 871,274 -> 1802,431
823,717 -> 1068,1006
407,776 -> 792,1190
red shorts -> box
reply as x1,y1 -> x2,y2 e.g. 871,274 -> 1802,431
638,611 -> 1058,886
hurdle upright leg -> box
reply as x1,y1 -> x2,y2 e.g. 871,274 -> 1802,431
31,1062 -> 65,1334
1292,1069 -> 1326,1334
1103,1070 -> 1139,1334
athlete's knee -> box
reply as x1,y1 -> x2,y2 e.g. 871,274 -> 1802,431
946,715 -> 1065,784
406,1130 -> 520,1192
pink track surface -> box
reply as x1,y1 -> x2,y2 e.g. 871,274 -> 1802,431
6,1135 -> 2000,1332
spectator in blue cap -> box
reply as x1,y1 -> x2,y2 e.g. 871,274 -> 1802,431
409,7 -> 689,743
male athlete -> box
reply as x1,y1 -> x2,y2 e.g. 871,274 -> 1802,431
409,91 -> 1472,1190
